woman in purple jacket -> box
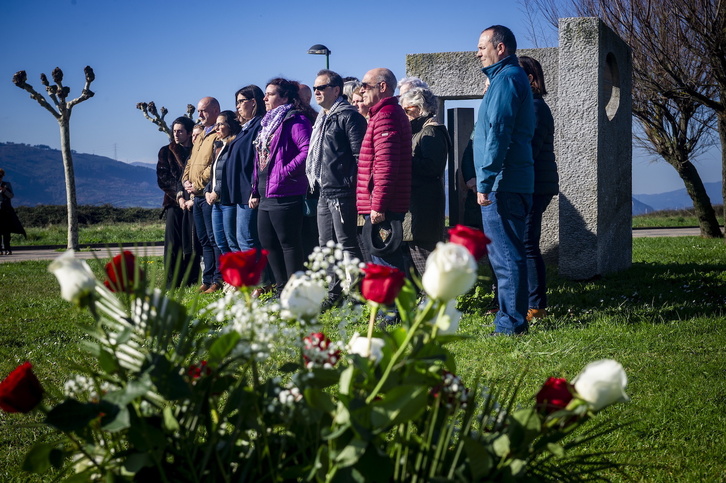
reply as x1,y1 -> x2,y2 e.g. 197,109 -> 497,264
250,78 -> 312,294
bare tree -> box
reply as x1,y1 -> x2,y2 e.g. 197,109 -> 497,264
12,67 -> 96,249
527,0 -> 723,237
136,102 -> 195,141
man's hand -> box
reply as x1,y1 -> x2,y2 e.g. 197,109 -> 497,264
477,192 -> 493,206
206,192 -> 218,205
370,209 -> 385,224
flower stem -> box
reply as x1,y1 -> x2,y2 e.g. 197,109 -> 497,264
365,299 -> 434,404
366,302 -> 378,356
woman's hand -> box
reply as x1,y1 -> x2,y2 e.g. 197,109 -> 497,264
206,192 -> 218,205
249,195 -> 260,209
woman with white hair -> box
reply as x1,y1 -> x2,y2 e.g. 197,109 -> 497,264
399,87 -> 451,277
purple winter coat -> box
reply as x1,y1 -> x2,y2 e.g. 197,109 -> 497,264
252,110 -> 312,199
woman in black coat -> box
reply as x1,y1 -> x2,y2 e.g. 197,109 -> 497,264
0,168 -> 26,255
399,88 -> 451,278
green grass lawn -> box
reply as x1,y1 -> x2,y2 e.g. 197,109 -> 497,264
1,237 -> 725,481
17,221 -> 165,247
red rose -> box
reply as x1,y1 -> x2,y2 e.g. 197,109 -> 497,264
448,225 -> 491,260
104,251 -> 141,292
360,264 -> 406,305
187,361 -> 212,379
219,248 -> 269,288
535,377 -> 574,414
0,362 -> 44,413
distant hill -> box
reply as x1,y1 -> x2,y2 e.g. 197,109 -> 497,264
130,161 -> 157,170
632,197 -> 656,215
633,181 -> 723,211
0,142 -> 163,208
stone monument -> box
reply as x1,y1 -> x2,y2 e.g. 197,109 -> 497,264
405,17 -> 632,279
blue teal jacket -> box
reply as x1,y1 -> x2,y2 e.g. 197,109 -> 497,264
474,54 -> 535,194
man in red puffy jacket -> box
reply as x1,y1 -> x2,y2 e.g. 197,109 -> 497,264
356,68 -> 412,271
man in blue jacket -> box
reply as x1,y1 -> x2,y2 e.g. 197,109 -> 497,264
474,25 -> 535,335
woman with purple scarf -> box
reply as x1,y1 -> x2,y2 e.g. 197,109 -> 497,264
249,78 -> 312,294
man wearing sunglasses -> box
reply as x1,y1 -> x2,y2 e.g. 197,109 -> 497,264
355,68 -> 412,272
306,69 -> 368,308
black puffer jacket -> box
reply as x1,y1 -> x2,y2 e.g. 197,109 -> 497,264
532,95 -> 558,196
315,102 -> 367,199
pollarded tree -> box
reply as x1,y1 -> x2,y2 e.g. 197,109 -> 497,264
529,0 -> 723,237
12,67 -> 96,250
136,102 -> 195,141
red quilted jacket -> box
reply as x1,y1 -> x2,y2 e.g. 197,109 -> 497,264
356,96 -> 412,214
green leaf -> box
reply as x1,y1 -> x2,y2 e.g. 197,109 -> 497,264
207,331 -> 241,364
163,406 -> 180,432
463,436 -> 493,480
492,434 -> 510,457
370,385 -> 427,428
61,468 -> 99,482
546,442 -> 565,457
335,437 -> 368,467
279,362 -> 300,373
45,399 -> 102,432
124,452 -> 153,473
147,354 -> 192,400
98,349 -> 120,373
22,443 -> 57,473
101,406 -> 130,432
339,365 -> 354,395
509,408 -> 542,448
104,373 -> 153,407
305,387 -> 336,413
395,279 -> 418,324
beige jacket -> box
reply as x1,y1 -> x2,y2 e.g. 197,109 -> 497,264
182,128 -> 218,194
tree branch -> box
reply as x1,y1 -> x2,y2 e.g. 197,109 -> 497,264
12,71 -> 61,120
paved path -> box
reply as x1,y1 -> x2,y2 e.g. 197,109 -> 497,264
0,227 -> 714,263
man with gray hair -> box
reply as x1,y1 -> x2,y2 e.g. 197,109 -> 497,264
181,96 -> 222,293
474,25 -> 535,335
356,68 -> 412,272
307,69 -> 368,307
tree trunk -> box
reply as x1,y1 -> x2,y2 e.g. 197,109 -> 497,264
674,159 -> 723,238
719,108 -> 726,242
58,119 -> 79,250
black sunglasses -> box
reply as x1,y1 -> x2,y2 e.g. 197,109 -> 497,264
312,84 -> 333,92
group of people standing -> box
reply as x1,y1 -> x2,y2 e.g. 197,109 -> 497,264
156,24 -> 558,335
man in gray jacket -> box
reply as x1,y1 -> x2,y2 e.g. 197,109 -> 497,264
306,69 -> 368,306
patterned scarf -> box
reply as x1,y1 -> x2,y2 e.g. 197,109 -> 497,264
254,103 -> 293,171
305,97 -> 344,190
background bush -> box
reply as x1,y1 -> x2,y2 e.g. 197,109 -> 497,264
15,205 -> 162,227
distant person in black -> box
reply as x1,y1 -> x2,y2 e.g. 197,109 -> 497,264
156,117 -> 200,287
0,168 -> 26,255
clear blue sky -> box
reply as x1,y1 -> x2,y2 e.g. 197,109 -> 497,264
0,0 -> 721,195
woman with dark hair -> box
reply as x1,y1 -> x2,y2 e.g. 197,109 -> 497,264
227,85 -> 267,255
250,78 -> 312,294
205,110 -> 242,255
518,55 -> 559,321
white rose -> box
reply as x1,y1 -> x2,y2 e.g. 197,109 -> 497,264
435,299 -> 462,335
280,272 -> 327,321
422,242 -> 478,301
347,332 -> 384,363
573,359 -> 630,411
48,250 -> 97,306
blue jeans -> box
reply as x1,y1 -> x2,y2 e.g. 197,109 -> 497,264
236,203 -> 260,251
212,203 -> 239,254
481,192 -> 531,334
525,194 -> 553,310
193,196 -> 222,286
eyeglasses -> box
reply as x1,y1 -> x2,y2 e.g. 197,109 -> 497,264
360,82 -> 381,91
312,84 -> 333,92
236,98 -> 252,105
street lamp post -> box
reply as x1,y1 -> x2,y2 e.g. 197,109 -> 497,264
307,44 -> 331,69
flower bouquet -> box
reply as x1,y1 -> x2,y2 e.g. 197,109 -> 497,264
1,226 -> 630,481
